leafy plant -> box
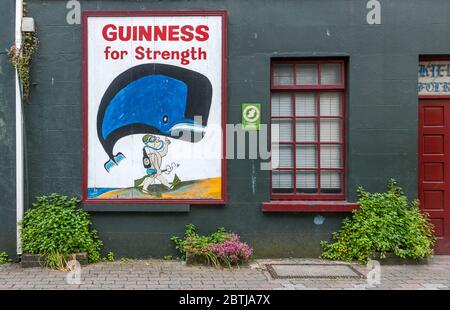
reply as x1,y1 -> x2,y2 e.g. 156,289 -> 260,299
0,252 -> 10,264
106,252 -> 115,262
171,224 -> 229,259
20,194 -> 103,269
320,179 -> 436,263
7,3 -> 38,99
171,224 -> 253,267
46,251 -> 70,271
163,255 -> 173,260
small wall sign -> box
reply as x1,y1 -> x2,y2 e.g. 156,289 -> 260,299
242,103 -> 261,130
418,60 -> 450,96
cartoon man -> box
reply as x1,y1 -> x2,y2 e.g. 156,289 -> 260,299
138,134 -> 171,192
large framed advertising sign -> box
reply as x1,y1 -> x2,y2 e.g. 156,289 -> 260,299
82,11 -> 227,204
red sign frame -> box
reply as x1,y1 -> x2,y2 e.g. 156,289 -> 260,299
81,10 -> 228,205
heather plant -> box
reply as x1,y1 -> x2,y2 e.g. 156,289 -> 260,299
171,224 -> 253,267
211,234 -> 254,267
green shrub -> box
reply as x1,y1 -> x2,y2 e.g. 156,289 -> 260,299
171,224 -> 232,261
0,252 -> 10,264
106,252 -> 115,262
20,194 -> 102,269
320,179 -> 436,263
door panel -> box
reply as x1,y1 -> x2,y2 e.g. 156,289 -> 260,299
419,100 -> 450,254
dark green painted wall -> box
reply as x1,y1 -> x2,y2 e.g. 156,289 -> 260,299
0,0 -> 16,258
2,0 -> 450,258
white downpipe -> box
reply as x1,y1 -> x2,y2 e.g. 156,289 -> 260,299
15,0 -> 24,255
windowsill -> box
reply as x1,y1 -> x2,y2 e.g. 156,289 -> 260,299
262,200 -> 358,213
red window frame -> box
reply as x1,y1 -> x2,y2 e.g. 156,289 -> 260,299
270,59 -> 346,201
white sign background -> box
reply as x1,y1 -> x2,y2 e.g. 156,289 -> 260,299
86,15 -> 223,190
419,60 -> 450,96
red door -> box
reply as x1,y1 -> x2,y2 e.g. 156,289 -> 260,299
419,100 -> 450,254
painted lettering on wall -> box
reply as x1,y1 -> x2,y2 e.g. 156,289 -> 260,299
418,61 -> 450,95
101,24 -> 210,65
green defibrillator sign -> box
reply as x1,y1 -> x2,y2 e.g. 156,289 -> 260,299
242,103 -> 261,131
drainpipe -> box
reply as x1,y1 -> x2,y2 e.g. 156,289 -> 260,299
15,0 -> 24,256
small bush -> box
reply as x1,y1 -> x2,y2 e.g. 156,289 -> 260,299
106,252 -> 115,262
320,180 -> 436,263
211,234 -> 254,267
171,224 -> 253,267
20,194 -> 102,269
0,252 -> 10,264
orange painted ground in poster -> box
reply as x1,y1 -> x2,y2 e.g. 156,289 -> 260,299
98,177 -> 221,199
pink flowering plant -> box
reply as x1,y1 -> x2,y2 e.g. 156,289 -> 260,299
211,233 -> 254,267
171,224 -> 254,267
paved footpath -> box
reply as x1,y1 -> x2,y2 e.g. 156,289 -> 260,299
1,257 -> 450,290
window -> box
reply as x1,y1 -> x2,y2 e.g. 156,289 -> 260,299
270,60 -> 346,200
